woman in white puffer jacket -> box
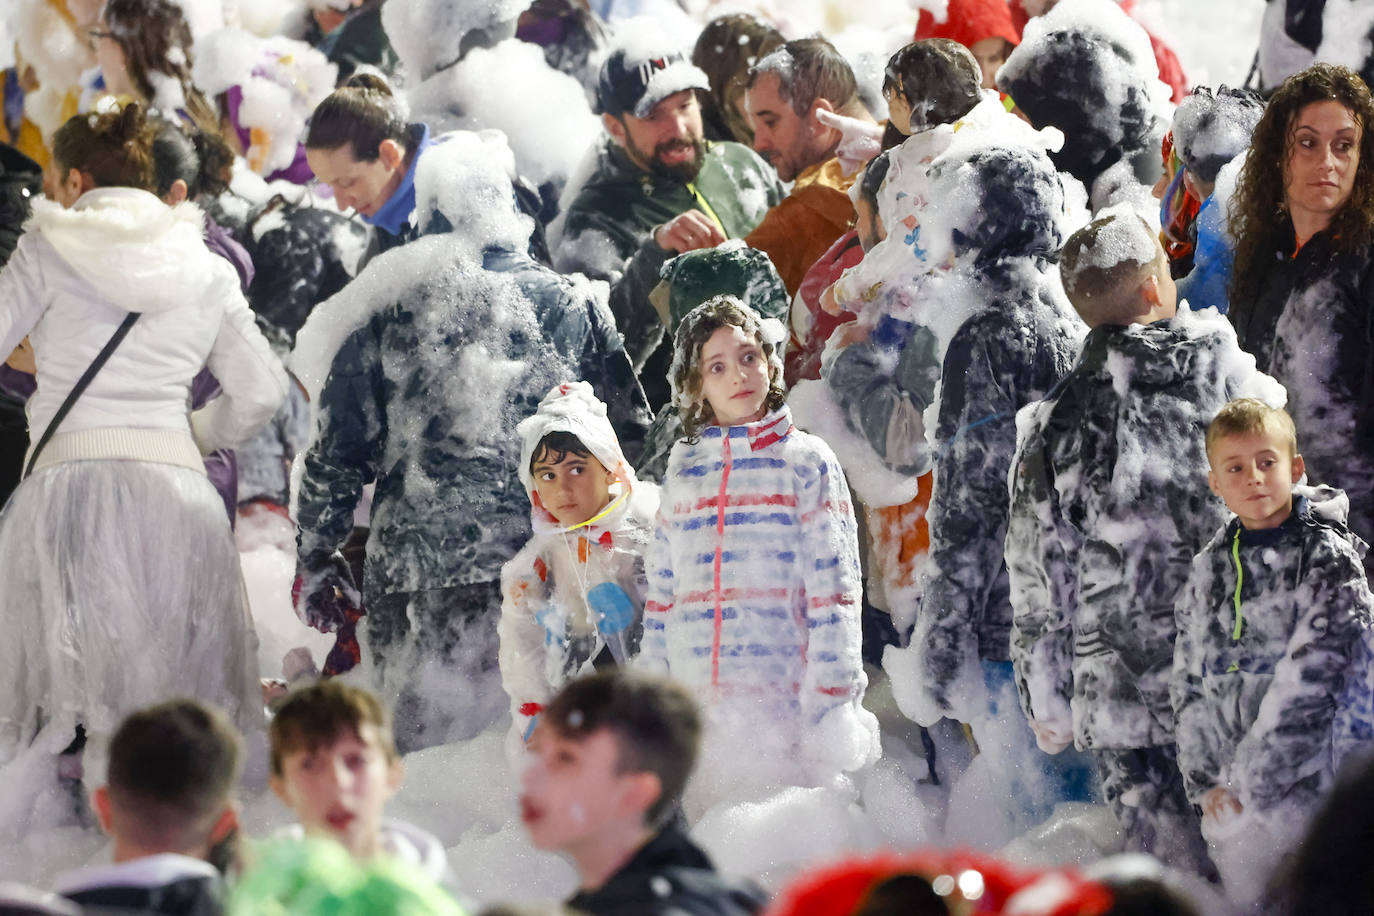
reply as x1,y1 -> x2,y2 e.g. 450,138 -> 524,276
0,102 -> 287,778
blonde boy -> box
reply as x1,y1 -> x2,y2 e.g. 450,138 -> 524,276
1172,400 -> 1374,869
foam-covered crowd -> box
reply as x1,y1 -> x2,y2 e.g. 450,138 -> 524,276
2,0 -> 1374,913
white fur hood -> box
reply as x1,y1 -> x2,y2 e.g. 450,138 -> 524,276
28,188 -> 219,314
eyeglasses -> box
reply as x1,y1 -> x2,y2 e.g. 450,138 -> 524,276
87,28 -> 115,50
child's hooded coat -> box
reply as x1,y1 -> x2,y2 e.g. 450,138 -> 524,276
1007,306 -> 1284,750
498,382 -> 659,740
641,404 -> 872,744
1172,485 -> 1374,813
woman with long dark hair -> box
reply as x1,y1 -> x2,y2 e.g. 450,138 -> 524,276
1228,62 -> 1374,575
91,0 -> 221,133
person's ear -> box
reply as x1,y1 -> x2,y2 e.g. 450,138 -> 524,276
377,138 -> 405,172
1140,273 -> 1162,307
1291,453 -> 1306,483
602,113 -> 627,147
268,772 -> 291,805
92,785 -> 115,836
621,771 -> 662,821
208,802 -> 239,846
61,167 -> 89,200
164,178 -> 189,206
1207,468 -> 1220,497
810,97 -> 836,132
386,756 -> 405,799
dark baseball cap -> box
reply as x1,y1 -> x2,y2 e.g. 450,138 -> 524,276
596,46 -> 710,119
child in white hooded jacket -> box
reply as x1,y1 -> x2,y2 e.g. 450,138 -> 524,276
499,382 -> 659,748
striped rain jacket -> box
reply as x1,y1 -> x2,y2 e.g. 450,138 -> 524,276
641,406 -> 868,729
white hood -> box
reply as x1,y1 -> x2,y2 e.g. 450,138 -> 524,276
29,188 -> 219,314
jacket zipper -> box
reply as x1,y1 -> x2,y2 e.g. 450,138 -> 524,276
1228,528 -> 1243,672
711,433 -> 732,687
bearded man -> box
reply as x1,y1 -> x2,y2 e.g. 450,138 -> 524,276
551,36 -> 783,408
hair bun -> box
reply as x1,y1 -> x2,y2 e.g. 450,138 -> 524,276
115,100 -> 148,142
344,72 -> 393,97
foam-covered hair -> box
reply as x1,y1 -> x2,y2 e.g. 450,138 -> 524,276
1171,86 -> 1265,185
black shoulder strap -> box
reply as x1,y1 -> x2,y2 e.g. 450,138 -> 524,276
23,311 -> 140,479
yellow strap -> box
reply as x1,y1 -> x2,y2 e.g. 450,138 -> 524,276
563,490 -> 630,533
687,182 -> 727,237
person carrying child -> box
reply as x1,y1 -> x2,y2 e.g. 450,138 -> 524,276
1006,211 -> 1284,878
1171,398 -> 1374,896
642,296 -> 877,791
267,680 -> 458,896
500,381 -> 660,751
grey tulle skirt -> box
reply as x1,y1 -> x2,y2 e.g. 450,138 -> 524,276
0,459 -> 261,764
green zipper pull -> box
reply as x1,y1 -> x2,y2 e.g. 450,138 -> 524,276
1230,528 -> 1245,641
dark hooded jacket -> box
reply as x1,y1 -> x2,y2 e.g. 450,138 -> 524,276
912,148 -> 1083,715
0,143 -> 40,503
566,824 -> 767,916
1007,308 -> 1279,750
295,241 -> 651,605
554,139 -> 782,403
824,145 -> 1081,716
997,27 -> 1164,206
1172,486 -> 1374,814
1231,219 -> 1374,576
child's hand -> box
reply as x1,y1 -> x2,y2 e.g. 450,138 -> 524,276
292,550 -> 362,633
5,337 -> 35,374
832,320 -> 871,350
1029,716 -> 1073,754
815,108 -> 884,176
1202,787 -> 1243,821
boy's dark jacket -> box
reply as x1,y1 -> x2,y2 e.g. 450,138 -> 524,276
1007,307 -> 1281,750
295,245 -> 651,605
567,824 -> 766,916
1172,485 -> 1374,812
58,855 -> 222,916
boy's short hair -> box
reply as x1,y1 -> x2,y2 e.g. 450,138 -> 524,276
1206,398 -> 1299,461
106,699 -> 242,852
542,671 -> 701,828
529,430 -> 595,475
269,680 -> 398,776
1059,213 -> 1165,326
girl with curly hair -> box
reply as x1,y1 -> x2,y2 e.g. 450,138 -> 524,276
640,296 -> 875,792
1228,62 -> 1374,575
